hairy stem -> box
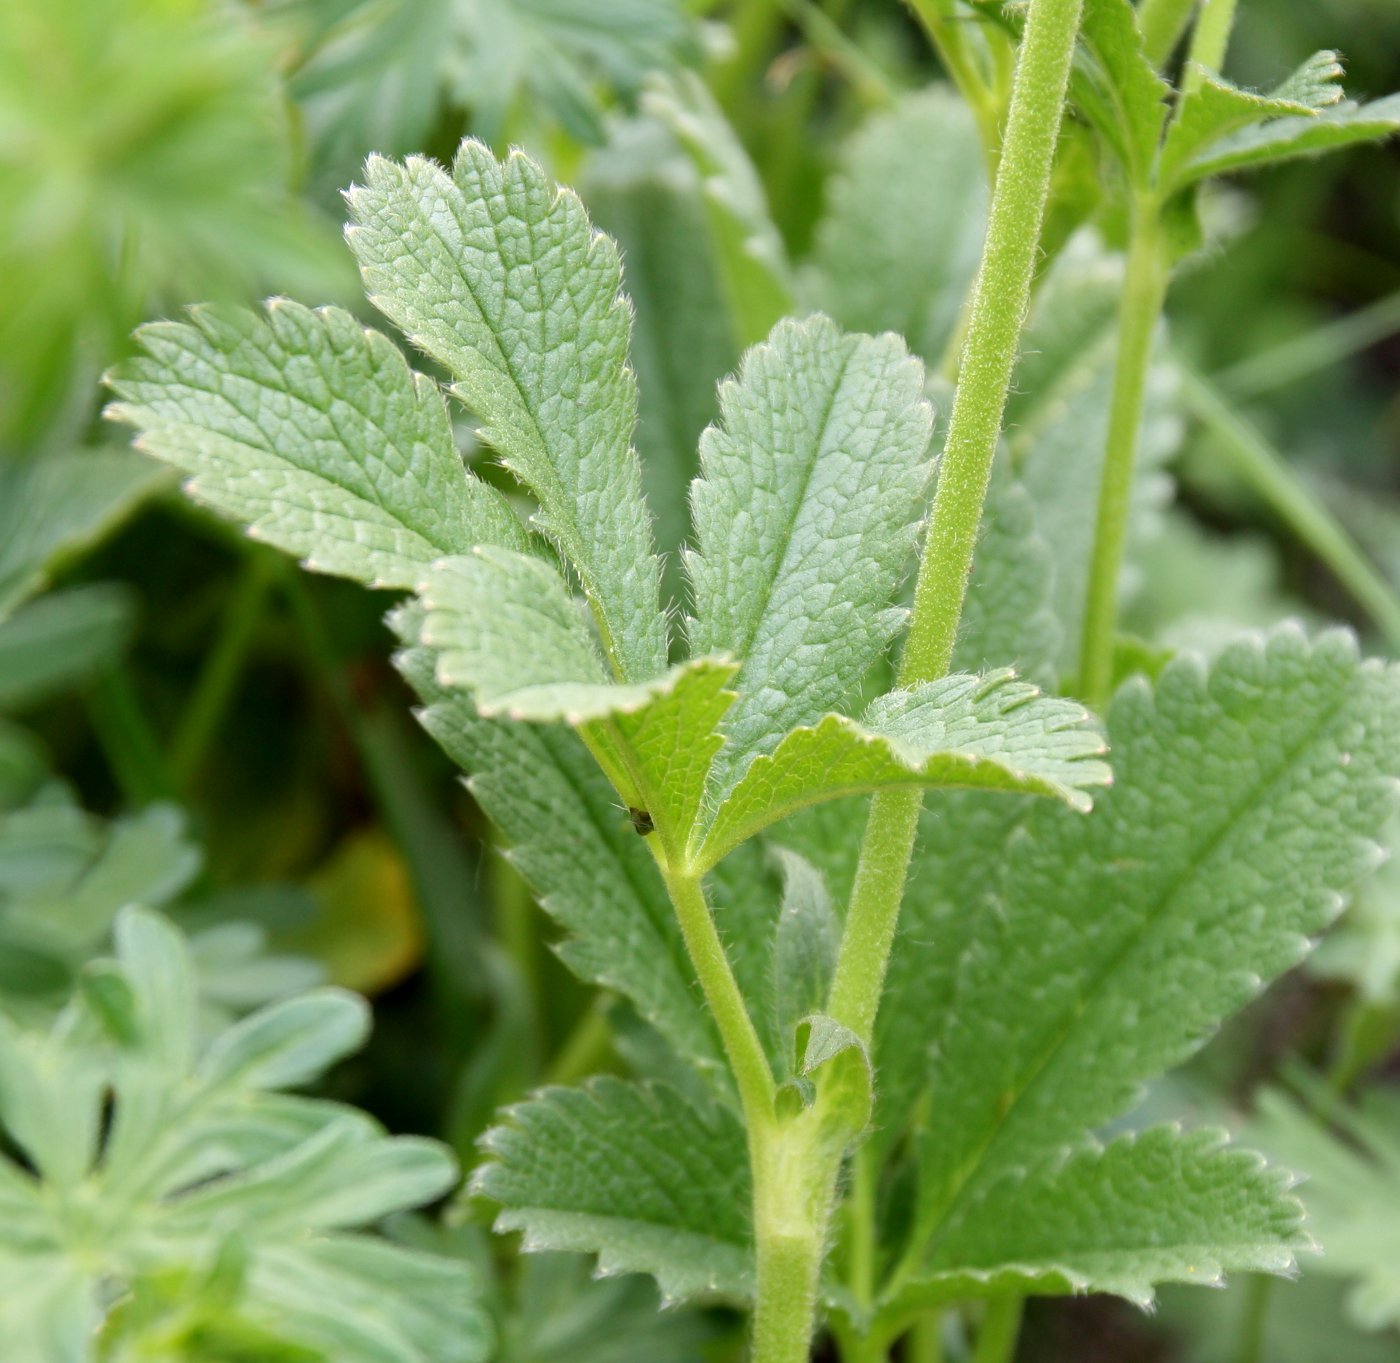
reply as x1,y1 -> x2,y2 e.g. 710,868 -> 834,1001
1078,204 -> 1170,710
908,1311 -> 946,1363
1177,365 -> 1400,652
1181,0 -> 1238,92
827,0 -> 1086,1043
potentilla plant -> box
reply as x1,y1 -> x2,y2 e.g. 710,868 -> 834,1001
106,1 -> 1400,1359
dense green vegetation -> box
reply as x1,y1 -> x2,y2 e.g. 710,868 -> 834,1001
3,2 -> 1400,1360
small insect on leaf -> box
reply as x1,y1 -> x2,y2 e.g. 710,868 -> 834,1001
628,807 -> 656,836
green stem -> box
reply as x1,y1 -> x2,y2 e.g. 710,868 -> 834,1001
827,0 -> 1086,1041
908,1312 -> 946,1363
1181,0 -> 1237,92
1235,1276 -> 1271,1363
907,0 -> 1005,181
1077,204 -> 1170,711
972,1297 -> 1024,1363
169,550 -> 274,791
659,865 -> 775,1124
544,997 -> 616,1085
1177,366 -> 1400,652
85,665 -> 171,804
1137,0 -> 1198,67
846,1144 -> 877,1312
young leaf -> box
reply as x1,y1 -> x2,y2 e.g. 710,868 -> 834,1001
474,1078 -> 753,1304
802,87 -> 987,365
771,849 -> 839,1067
105,300 -> 524,589
1159,56 -> 1341,188
686,315 -> 934,797
694,673 -> 1109,870
891,1127 -> 1305,1311
345,142 -> 669,681
1174,92 -> 1400,187
900,628 -> 1400,1283
394,620 -> 725,1081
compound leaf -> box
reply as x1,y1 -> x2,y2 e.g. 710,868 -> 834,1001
474,1078 -> 752,1305
106,301 -> 523,590
695,673 -> 1109,870
686,316 -> 933,798
346,142 -> 668,682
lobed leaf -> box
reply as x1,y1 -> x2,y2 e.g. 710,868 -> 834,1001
686,315 -> 934,798
474,1078 -> 753,1305
695,672 -> 1109,870
346,142 -> 669,681
106,301 -> 523,589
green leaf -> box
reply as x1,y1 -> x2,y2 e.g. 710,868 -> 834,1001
106,300 -> 524,591
0,906 -> 485,1361
686,315 -> 934,797
346,142 -> 668,682
1176,92 -> 1400,187
695,672 -> 1109,870
0,584 -> 135,712
770,849 -> 839,1069
803,87 -> 986,365
643,71 -> 793,348
474,1078 -> 753,1304
394,620 -> 724,1080
901,629 -> 1400,1274
1072,0 -> 1170,188
0,449 -> 167,621
893,1127 -> 1305,1310
1249,1079 -> 1400,1331
1159,56 -> 1340,189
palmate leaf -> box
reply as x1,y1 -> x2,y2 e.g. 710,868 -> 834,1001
686,315 -> 934,798
883,628 -> 1400,1306
346,142 -> 669,682
474,1078 -> 752,1305
0,907 -> 487,1363
693,672 -> 1109,870
106,300 -> 524,590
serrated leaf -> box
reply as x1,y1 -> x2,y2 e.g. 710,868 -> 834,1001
803,87 -> 986,365
1177,92 -> 1400,187
695,673 -> 1109,870
643,71 -> 793,348
686,316 -> 933,798
892,1127 -> 1305,1311
394,621 -> 724,1080
1159,60 -> 1336,189
106,300 -> 523,590
900,629 -> 1400,1270
0,584 -> 135,712
1249,1080 -> 1400,1330
475,1078 -> 752,1304
0,449 -> 168,621
346,142 -> 668,682
1072,0 -> 1171,187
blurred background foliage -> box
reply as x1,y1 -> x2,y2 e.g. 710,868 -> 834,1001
1,0 -> 1398,1358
